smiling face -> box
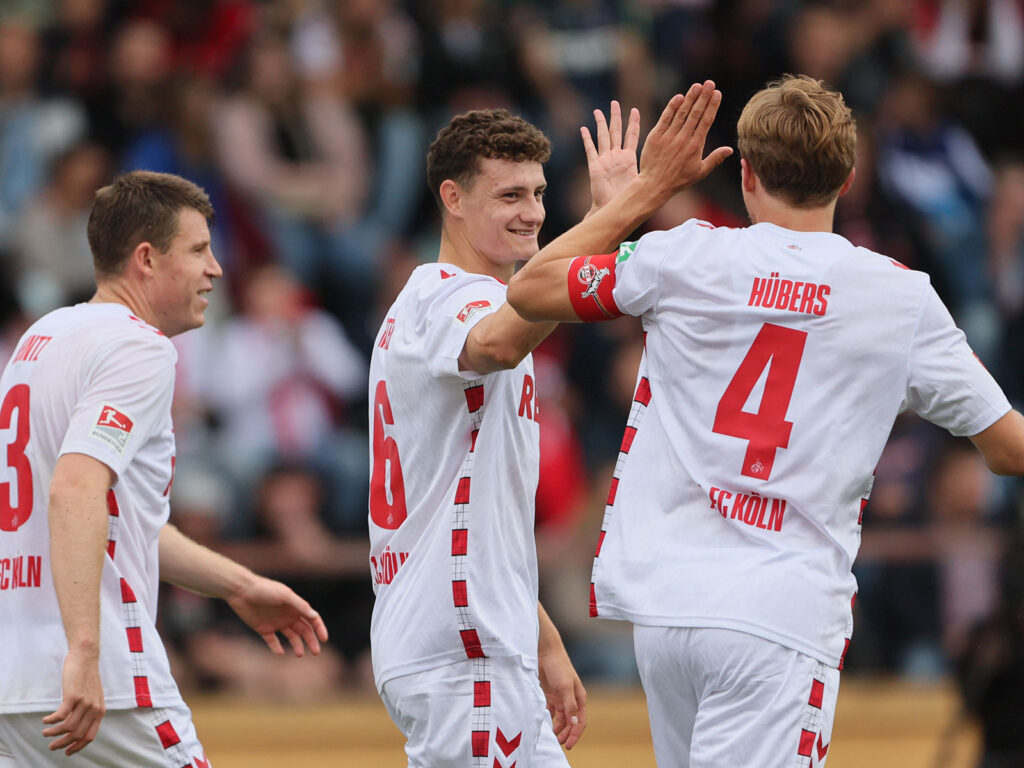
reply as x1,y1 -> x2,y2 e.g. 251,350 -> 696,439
148,207 -> 222,336
454,157 -> 547,267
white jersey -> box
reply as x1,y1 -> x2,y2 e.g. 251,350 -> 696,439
368,264 -> 541,690
0,303 -> 182,712
582,220 -> 1011,668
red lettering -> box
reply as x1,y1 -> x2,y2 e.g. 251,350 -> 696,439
741,495 -> 760,525
13,335 -> 51,363
814,285 -> 830,316
775,280 -> 793,309
0,559 -> 7,589
799,283 -> 817,314
27,555 -> 40,588
378,318 -> 396,350
754,497 -> 769,528
748,278 -> 766,307
719,491 -> 732,516
768,499 -> 786,531
519,375 -> 535,420
787,282 -> 803,311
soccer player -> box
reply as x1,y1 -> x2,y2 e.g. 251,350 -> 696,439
507,76 -> 1024,767
0,171 -> 328,766
366,100 -> 661,766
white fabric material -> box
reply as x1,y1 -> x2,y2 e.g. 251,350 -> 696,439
0,303 -> 182,712
368,264 -> 542,689
592,220 -> 1011,667
0,705 -> 206,767
634,625 -> 840,768
382,656 -> 568,768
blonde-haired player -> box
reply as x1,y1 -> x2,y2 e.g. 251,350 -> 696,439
508,76 -> 1024,767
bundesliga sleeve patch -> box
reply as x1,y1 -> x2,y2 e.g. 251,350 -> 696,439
90,405 -> 135,454
568,253 -> 622,321
456,300 -> 492,325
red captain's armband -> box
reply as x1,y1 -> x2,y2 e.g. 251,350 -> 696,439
567,253 -> 622,321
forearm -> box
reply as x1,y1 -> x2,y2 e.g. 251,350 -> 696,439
159,523 -> 255,600
48,457 -> 114,656
538,602 -> 568,658
509,177 -> 665,321
459,303 -> 556,373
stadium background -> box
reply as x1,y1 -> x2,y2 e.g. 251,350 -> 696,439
1,0 -> 1023,765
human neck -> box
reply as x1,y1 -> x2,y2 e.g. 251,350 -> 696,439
90,280 -> 158,330
746,193 -> 838,234
437,226 -> 516,283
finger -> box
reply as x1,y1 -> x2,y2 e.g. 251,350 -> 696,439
580,127 -> 598,164
609,100 -> 622,148
282,626 -> 305,657
42,705 -> 70,725
651,93 -> 686,141
625,107 -> 641,152
698,146 -> 734,179
48,733 -> 77,752
295,618 -> 322,656
669,82 -> 704,132
261,631 -> 285,656
311,611 -> 329,643
681,80 -> 716,136
594,108 -> 610,154
563,719 -> 586,750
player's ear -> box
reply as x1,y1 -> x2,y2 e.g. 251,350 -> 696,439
740,158 -> 757,194
128,241 -> 157,277
440,179 -> 463,218
837,167 -> 856,198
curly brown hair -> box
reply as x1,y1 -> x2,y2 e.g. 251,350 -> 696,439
737,75 -> 856,208
88,171 -> 214,278
426,109 -> 551,212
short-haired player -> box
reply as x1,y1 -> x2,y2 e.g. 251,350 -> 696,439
507,76 -> 1024,767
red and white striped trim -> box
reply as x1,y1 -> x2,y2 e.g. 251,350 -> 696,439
590,365 -> 653,617
145,708 -> 206,768
452,381 -> 486,659
109,488 -> 153,708
795,663 -> 828,767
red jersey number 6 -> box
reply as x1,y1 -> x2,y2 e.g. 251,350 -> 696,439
370,380 -> 408,529
1,384 -> 33,532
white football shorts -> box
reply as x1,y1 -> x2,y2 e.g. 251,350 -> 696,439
0,704 -> 208,768
633,625 -> 840,768
381,655 -> 569,768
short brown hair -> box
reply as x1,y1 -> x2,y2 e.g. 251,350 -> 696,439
737,75 -> 856,208
426,109 -> 551,211
87,171 -> 214,278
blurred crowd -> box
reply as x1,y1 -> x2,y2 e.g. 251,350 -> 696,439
1,0 -> 1023,747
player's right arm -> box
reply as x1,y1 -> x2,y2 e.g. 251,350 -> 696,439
508,81 -> 732,322
970,409 -> 1024,475
458,305 -> 555,373
42,452 -> 115,756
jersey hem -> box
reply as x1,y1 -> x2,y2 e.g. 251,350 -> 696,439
0,691 -> 185,715
592,604 -> 843,669
373,647 -> 539,692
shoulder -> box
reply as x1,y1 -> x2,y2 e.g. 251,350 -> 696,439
406,264 -> 507,315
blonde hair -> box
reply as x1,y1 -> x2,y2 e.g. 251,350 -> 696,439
737,75 -> 856,208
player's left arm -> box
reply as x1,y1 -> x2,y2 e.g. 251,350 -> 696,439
158,524 -> 328,657
509,81 -> 731,322
969,409 -> 1024,475
537,602 -> 587,749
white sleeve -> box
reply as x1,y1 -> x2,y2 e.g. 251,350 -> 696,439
611,220 -> 705,317
906,284 -> 1011,436
421,277 -> 509,380
58,334 -> 177,480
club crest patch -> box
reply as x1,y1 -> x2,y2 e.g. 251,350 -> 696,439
90,405 -> 134,454
456,300 -> 492,324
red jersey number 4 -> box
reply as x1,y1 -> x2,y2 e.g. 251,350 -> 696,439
1,384 -> 33,531
370,380 -> 408,529
712,323 -> 807,481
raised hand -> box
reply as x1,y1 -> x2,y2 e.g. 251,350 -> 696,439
582,100 -> 642,213
226,574 -> 329,657
639,80 -> 733,196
